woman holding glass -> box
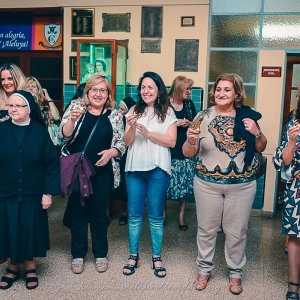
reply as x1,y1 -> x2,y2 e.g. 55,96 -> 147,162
58,75 -> 125,274
123,71 -> 177,278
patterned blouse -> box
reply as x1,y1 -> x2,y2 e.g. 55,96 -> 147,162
58,100 -> 126,188
194,106 -> 259,184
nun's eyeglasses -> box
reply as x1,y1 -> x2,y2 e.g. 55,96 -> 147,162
6,104 -> 28,109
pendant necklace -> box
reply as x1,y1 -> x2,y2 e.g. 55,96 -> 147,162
171,99 -> 182,111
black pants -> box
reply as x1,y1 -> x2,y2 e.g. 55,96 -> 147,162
68,171 -> 112,258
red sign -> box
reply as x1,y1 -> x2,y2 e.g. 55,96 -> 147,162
262,66 -> 282,77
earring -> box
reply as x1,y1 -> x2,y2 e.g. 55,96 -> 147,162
157,97 -> 160,104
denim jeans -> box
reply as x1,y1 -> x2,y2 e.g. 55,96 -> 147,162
125,168 -> 170,256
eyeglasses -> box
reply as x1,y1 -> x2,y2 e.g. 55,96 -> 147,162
90,88 -> 108,94
6,104 -> 28,109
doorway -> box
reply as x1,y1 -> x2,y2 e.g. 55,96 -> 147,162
277,55 -> 300,210
0,51 -> 63,113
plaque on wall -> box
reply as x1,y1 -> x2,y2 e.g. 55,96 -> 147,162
71,8 -> 94,37
181,16 -> 195,27
174,39 -> 199,72
141,39 -> 161,53
69,56 -> 77,80
102,13 -> 131,32
141,6 -> 163,38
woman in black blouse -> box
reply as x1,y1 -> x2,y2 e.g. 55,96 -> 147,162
58,75 -> 125,274
0,63 -> 27,123
166,76 -> 197,230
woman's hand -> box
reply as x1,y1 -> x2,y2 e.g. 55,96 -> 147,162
177,118 -> 190,127
135,123 -> 149,137
42,88 -> 51,101
126,115 -> 137,129
41,194 -> 52,210
96,149 -> 114,167
288,124 -> 300,142
69,109 -> 84,123
242,118 -> 260,136
186,127 -> 200,145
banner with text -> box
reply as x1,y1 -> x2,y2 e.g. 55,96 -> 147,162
0,16 -> 62,51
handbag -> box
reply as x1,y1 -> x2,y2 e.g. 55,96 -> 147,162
254,152 -> 266,179
60,108 -> 104,205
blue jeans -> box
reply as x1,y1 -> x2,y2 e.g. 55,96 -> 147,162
125,168 -> 170,256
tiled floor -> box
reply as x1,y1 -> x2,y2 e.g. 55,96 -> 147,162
0,196 -> 289,299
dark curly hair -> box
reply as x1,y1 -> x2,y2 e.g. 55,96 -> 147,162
134,71 -> 168,122
209,73 -> 246,109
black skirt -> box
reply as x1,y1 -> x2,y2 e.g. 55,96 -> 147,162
0,201 -> 50,265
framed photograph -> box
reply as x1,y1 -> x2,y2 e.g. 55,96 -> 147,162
71,8 -> 95,37
141,6 -> 163,38
181,16 -> 195,27
102,13 -> 131,32
174,39 -> 199,72
69,56 -> 77,80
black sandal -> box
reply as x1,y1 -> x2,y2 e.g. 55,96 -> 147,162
287,281 -> 299,300
152,256 -> 166,278
25,269 -> 39,290
123,254 -> 140,276
0,268 -> 20,290
119,215 -> 128,226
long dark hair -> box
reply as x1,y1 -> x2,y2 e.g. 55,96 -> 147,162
134,71 -> 168,122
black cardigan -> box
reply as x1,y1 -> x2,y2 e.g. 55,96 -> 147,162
0,120 -> 60,203
233,105 -> 262,166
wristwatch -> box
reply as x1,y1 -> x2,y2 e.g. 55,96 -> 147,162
255,131 -> 262,139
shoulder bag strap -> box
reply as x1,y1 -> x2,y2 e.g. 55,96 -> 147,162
82,107 -> 105,155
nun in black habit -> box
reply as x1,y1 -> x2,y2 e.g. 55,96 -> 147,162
0,90 -> 60,290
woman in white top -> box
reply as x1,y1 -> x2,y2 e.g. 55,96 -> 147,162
123,71 -> 177,278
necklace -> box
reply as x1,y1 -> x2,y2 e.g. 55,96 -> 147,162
171,99 -> 183,111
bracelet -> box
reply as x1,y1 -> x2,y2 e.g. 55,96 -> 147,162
48,99 -> 54,103
187,139 -> 197,147
286,145 -> 295,152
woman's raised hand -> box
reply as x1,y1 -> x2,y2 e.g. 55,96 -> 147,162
127,115 -> 137,129
186,127 -> 200,144
70,109 -> 83,122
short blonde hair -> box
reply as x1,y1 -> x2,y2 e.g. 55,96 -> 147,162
168,75 -> 194,101
82,74 -> 115,110
0,63 -> 27,105
209,73 -> 246,109
26,77 -> 44,106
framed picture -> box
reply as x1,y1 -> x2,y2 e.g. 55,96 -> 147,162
71,8 -> 95,37
141,6 -> 163,38
69,56 -> 77,80
174,39 -> 199,72
181,16 -> 195,27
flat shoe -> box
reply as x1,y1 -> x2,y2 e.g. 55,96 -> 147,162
96,258 -> 108,273
119,215 -> 128,225
179,223 -> 188,231
71,259 -> 84,274
193,275 -> 210,290
229,279 -> 243,295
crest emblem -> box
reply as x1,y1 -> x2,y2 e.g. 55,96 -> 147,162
44,19 -> 60,46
